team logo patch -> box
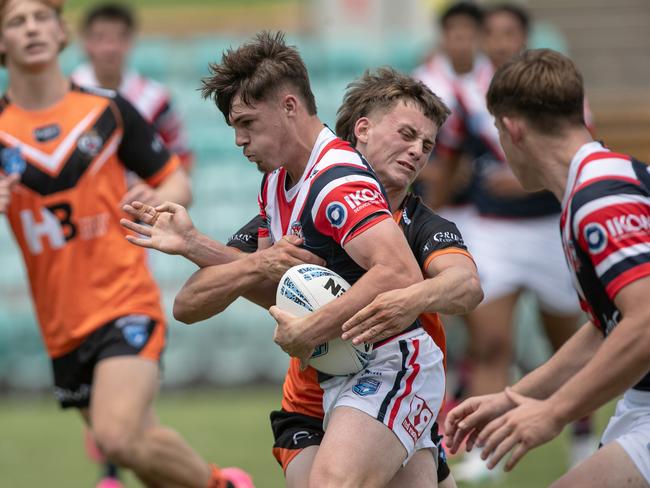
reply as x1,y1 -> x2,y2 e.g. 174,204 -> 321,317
402,395 -> 434,443
0,147 -> 26,175
115,315 -> 151,349
325,201 -> 347,228
289,220 -> 304,239
584,222 -> 608,254
353,377 -> 381,397
33,124 -> 61,143
77,130 -> 103,157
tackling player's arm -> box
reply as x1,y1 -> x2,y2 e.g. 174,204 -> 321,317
342,216 -> 482,344
270,216 -> 423,360
173,234 -> 324,323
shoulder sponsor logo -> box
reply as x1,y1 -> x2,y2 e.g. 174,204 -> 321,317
33,124 -> 61,143
343,188 -> 385,211
433,231 -> 462,244
77,130 -> 103,157
584,222 -> 608,254
325,201 -> 348,228
402,208 -> 412,225
353,377 -> 382,397
605,214 -> 650,239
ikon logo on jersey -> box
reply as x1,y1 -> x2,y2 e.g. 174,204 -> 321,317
402,395 -> 433,443
605,214 -> 650,238
343,188 -> 385,212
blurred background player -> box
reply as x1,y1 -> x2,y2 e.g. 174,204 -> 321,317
72,2 -> 193,206
0,1 -> 251,487
446,47 -> 650,488
426,3 -> 596,480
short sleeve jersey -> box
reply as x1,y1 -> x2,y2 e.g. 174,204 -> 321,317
561,141 -> 650,390
0,85 -> 179,358
257,127 -> 391,285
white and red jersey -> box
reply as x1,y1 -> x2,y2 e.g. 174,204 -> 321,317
71,65 -> 193,170
258,127 -> 391,285
561,141 -> 650,390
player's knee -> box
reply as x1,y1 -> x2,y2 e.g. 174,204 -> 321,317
470,332 -> 512,363
309,463 -> 373,488
93,426 -> 135,467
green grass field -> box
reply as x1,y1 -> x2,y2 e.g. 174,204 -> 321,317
0,387 -> 615,488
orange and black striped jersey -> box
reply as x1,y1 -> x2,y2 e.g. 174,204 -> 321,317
0,84 -> 179,358
227,193 -> 473,418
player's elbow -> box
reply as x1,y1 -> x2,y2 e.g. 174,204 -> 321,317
173,293 -> 208,324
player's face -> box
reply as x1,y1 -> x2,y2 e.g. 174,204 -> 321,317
83,19 -> 132,80
229,93 -> 287,174
361,101 -> 437,192
0,0 -> 65,69
483,12 -> 527,68
442,16 -> 481,71
495,117 -> 541,191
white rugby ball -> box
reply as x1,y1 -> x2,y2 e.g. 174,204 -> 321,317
276,264 -> 373,376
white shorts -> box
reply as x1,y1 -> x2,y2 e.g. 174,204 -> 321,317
466,214 -> 579,315
600,389 -> 650,483
436,204 -> 477,242
321,329 -> 445,465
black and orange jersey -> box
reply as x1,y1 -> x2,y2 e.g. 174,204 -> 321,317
0,84 -> 179,358
227,193 -> 472,417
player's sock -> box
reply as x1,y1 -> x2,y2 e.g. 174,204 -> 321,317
208,465 -> 255,488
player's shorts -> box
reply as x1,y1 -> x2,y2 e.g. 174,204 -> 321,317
600,388 -> 650,483
269,409 -> 451,482
51,314 -> 166,409
467,214 -> 579,315
321,328 -> 445,465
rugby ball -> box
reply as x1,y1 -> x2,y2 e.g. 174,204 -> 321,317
276,264 -> 373,376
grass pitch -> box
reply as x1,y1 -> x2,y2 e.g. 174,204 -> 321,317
0,387 -> 614,488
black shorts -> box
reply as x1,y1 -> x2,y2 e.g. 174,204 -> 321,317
51,315 -> 164,409
270,409 -> 450,482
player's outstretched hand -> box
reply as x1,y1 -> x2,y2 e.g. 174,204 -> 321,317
120,200 -> 196,256
0,173 -> 20,213
474,388 -> 564,472
256,235 -> 325,282
269,305 -> 313,369
444,391 -> 516,455
341,287 -> 419,345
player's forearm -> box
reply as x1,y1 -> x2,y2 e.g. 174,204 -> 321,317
412,266 -> 483,315
547,316 -> 650,425
300,262 -> 422,347
183,231 -> 243,268
511,322 -> 602,399
173,254 -> 273,323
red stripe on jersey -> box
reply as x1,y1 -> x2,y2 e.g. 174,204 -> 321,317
605,262 -> 650,300
576,201 -> 650,267
388,339 -> 420,430
575,151 -> 631,180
